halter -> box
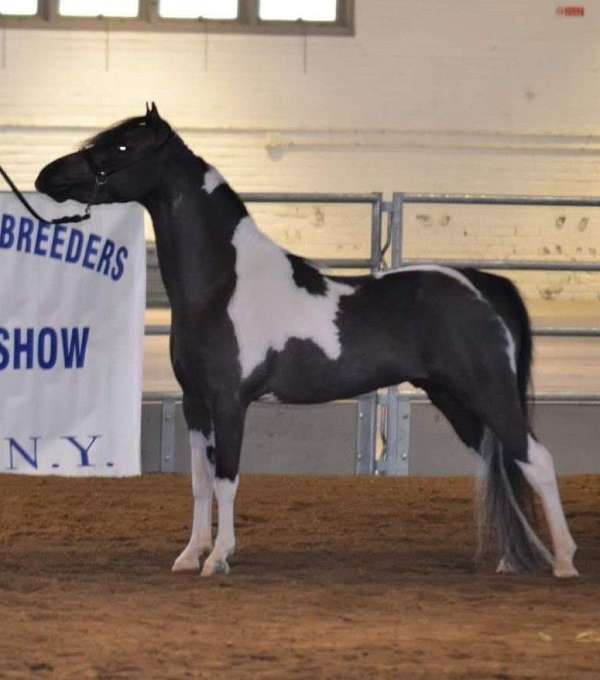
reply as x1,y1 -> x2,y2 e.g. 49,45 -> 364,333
0,163 -> 92,225
0,131 -> 175,225
80,131 -> 175,189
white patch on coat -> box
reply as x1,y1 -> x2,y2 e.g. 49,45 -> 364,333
258,392 -> 280,403
228,216 -> 355,379
377,265 -> 516,373
375,264 -> 483,299
202,166 -> 225,194
501,324 -> 517,374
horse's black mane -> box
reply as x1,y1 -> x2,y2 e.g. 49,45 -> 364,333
79,116 -> 168,151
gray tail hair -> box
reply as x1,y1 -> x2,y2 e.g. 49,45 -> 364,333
476,428 -> 553,572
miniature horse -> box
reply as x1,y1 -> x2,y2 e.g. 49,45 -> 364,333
36,104 -> 577,578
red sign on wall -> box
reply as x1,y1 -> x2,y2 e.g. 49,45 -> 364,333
556,6 -> 585,16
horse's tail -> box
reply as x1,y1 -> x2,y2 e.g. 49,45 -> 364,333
476,281 -> 553,572
513,280 -> 534,424
477,429 -> 553,572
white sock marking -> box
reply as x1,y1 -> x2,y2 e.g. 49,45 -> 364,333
517,435 -> 578,577
172,430 -> 215,572
228,217 -> 354,379
202,475 -> 240,576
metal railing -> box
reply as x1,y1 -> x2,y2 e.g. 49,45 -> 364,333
144,191 -> 385,474
371,191 -> 600,476
144,190 -> 600,476
390,192 -> 600,338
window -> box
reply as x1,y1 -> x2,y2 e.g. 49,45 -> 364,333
259,1 -> 337,22
0,1 -> 354,35
0,0 -> 38,15
58,0 -> 139,17
159,1 -> 238,21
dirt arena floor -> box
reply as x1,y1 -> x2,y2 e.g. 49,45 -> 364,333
1,473 -> 599,680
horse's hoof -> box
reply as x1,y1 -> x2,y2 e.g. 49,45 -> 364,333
496,557 -> 515,574
553,562 -> 579,578
172,545 -> 211,572
496,557 -> 516,574
201,558 -> 230,577
172,554 -> 200,572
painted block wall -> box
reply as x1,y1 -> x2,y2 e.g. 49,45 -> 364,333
1,0 -> 600,302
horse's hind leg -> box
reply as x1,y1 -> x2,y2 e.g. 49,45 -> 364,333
424,377 -> 571,576
423,385 -> 515,572
172,396 -> 215,572
465,377 -> 577,577
474,389 -> 577,576
517,435 -> 578,577
420,382 -> 484,452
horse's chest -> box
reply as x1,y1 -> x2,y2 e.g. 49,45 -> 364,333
171,317 -> 238,386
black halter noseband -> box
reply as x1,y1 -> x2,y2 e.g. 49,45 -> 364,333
0,163 -> 93,225
0,131 -> 175,226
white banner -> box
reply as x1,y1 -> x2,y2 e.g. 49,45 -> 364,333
0,193 -> 145,476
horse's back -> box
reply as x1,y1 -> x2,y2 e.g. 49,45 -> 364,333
334,266 -> 525,384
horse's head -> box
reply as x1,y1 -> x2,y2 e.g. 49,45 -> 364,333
36,103 -> 175,206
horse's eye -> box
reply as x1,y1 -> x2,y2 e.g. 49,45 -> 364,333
118,145 -> 128,152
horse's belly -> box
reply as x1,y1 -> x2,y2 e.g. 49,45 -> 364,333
262,337 -> 415,404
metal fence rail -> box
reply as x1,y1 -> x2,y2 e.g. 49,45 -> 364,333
241,191 -> 385,271
145,191 -> 385,475
375,191 -> 600,475
144,190 -> 600,477
395,193 -> 600,207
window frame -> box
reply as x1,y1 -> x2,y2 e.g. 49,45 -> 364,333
0,0 -> 354,36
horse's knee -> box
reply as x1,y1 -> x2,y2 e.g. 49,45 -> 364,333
189,430 -> 215,494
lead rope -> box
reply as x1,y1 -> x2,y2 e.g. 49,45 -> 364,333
0,164 -> 93,225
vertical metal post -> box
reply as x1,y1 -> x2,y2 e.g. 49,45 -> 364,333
160,397 -> 177,473
390,192 -> 404,268
354,193 -> 384,475
370,193 -> 384,271
380,193 -> 411,475
355,392 -> 378,474
377,387 -> 410,476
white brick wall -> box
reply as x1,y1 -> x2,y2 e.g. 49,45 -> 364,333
1,0 -> 600,302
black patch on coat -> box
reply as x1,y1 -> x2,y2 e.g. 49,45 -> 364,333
286,254 -> 327,295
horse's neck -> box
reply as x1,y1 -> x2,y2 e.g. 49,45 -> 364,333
143,154 -> 271,314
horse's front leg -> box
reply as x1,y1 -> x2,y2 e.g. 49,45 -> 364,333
172,429 -> 215,571
173,397 -> 215,572
201,397 -> 246,577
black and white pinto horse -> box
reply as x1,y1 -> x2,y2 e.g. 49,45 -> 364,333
36,104 -> 578,579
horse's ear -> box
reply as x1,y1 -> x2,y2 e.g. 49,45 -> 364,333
145,101 -> 161,128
